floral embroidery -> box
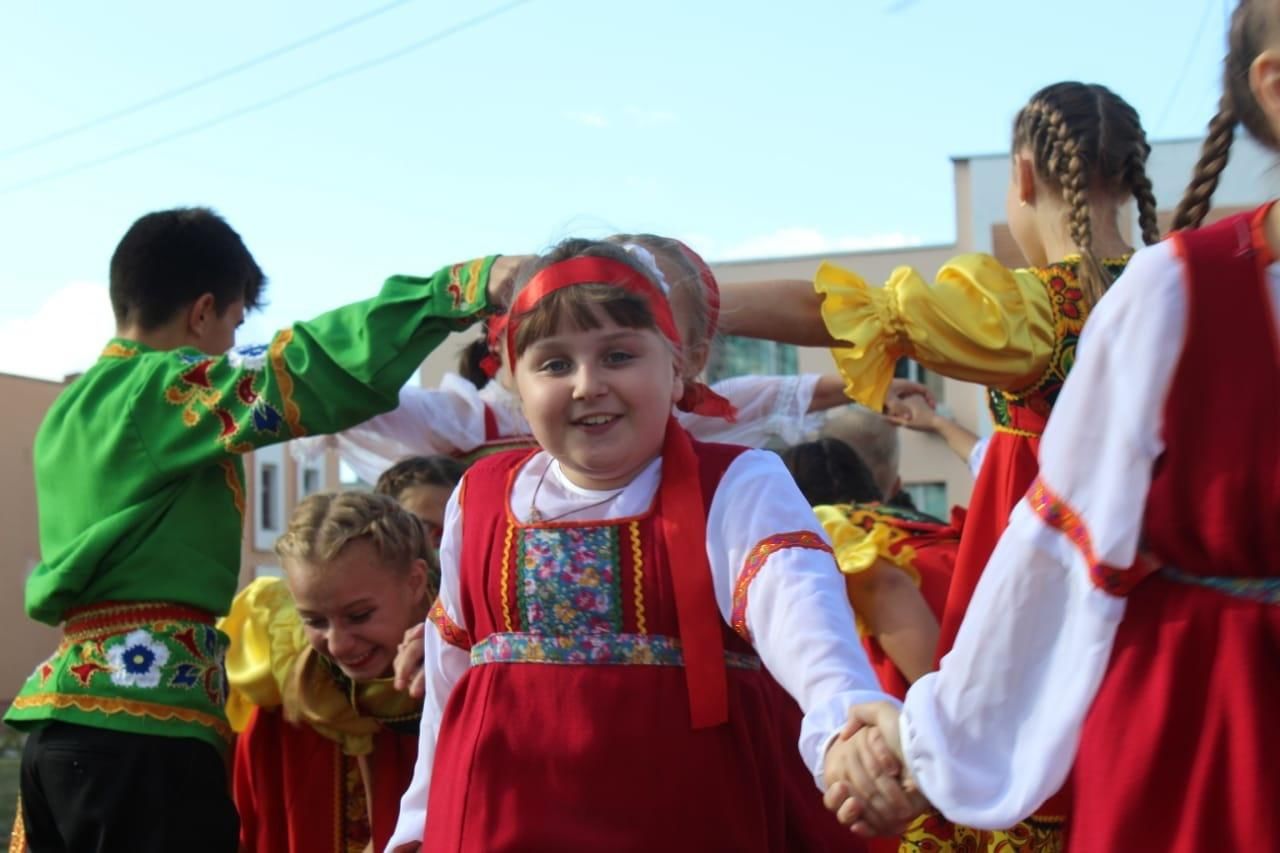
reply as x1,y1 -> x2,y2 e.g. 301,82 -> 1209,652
471,632 -> 760,670
429,598 -> 472,650
986,258 -> 1127,429
14,601 -> 231,740
165,335 -> 298,452
106,629 -> 171,688
732,531 -> 832,642
268,330 -> 305,437
902,810 -> 1065,852
517,526 -> 622,635
220,459 -> 245,515
1047,274 -> 1084,320
1028,477 -> 1151,596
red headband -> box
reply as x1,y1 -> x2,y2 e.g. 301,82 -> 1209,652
505,256 -> 681,368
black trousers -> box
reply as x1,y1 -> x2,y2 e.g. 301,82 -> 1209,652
19,721 -> 238,853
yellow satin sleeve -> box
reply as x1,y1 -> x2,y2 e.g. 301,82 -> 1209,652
220,577 -> 308,733
815,254 -> 1055,412
814,504 -> 919,582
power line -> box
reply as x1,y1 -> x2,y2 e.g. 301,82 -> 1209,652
1152,0 -> 1217,138
0,0 -> 414,161
0,0 -> 533,196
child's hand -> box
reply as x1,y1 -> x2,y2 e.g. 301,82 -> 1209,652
487,255 -> 534,310
394,622 -> 427,698
390,844 -> 421,853
824,702 -> 925,836
885,393 -> 940,433
885,378 -> 935,411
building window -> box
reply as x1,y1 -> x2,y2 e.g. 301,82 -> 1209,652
706,336 -> 798,383
298,459 -> 324,499
903,481 -> 948,519
260,464 -> 278,530
894,358 -> 946,403
252,445 -> 287,552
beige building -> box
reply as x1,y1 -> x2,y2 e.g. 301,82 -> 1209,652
0,373 -> 69,704
4,135 -> 1277,704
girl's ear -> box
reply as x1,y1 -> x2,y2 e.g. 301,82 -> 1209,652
1251,49 -> 1280,137
670,362 -> 685,406
1014,153 -> 1037,207
683,339 -> 711,378
406,558 -> 429,601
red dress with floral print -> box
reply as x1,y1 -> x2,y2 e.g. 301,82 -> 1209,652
423,444 -> 863,852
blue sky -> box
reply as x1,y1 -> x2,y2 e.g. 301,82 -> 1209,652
0,0 -> 1232,379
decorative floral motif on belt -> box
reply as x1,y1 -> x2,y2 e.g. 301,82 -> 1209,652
165,347 -> 287,453
517,526 -> 622,634
39,618 -> 228,706
106,629 -> 171,688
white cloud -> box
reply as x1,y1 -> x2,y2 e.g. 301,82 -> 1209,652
714,227 -> 924,261
563,111 -> 609,129
0,282 -> 115,381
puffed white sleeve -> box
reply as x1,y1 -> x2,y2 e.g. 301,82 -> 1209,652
386,484 -> 473,851
317,378 -> 487,485
705,449 -> 894,789
899,242 -> 1187,828
679,374 -> 821,447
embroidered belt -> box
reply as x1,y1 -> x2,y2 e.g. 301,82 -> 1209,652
3,600 -> 232,747
1160,568 -> 1280,605
471,632 -> 761,670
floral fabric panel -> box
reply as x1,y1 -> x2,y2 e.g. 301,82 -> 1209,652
516,525 -> 623,635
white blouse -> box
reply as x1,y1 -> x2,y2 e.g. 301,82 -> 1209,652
386,448 -> 892,850
899,240 -> 1280,828
293,372 -> 822,484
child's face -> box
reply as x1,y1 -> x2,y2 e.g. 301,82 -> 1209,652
514,307 -> 682,490
396,483 -> 453,548
286,538 -> 427,682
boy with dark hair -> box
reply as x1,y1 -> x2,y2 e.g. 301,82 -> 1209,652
5,206 -> 518,852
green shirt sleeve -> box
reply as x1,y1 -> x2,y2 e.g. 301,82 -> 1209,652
129,257 -> 496,476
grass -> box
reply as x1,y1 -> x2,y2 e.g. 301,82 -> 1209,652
1,756 -> 18,846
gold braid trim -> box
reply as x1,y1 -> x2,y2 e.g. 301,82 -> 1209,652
268,330 -> 306,437
629,521 -> 646,635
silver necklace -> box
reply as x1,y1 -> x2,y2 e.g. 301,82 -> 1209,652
528,458 -> 627,523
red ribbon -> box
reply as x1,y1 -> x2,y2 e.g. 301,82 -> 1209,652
659,416 -> 730,728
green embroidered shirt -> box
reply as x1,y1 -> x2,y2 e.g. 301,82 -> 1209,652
5,257 -> 495,747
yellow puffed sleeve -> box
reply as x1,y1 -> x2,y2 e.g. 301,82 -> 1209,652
815,254 -> 1056,412
220,577 -> 308,732
813,504 -> 918,582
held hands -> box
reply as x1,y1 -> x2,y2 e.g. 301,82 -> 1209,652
885,392 -> 941,433
394,622 -> 428,699
822,702 -> 928,837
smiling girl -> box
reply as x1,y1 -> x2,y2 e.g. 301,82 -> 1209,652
386,238 -> 895,852
222,491 -> 433,853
